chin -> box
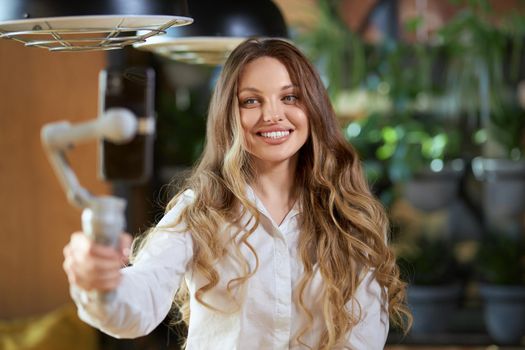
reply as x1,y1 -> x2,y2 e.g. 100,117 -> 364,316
253,152 -> 299,165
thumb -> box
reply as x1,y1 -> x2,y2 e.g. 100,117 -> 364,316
119,232 -> 133,265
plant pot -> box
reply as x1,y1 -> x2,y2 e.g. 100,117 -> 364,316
403,159 -> 465,212
472,157 -> 525,235
479,284 -> 525,345
407,283 -> 462,334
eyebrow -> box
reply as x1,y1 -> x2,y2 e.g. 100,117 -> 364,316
238,84 -> 297,94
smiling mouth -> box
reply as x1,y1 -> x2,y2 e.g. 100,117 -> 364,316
257,130 -> 293,139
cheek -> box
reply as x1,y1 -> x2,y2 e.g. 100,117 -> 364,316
296,111 -> 309,133
298,114 -> 310,144
239,117 -> 249,138
240,111 -> 261,139
239,113 -> 256,151
303,114 -> 310,132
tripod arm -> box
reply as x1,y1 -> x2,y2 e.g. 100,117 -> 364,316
41,108 -> 137,209
41,108 -> 138,302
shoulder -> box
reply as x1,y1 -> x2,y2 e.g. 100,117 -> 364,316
132,190 -> 196,263
157,189 -> 196,227
356,269 -> 383,300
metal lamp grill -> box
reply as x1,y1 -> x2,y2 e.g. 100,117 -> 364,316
0,16 -> 191,52
0,0 -> 192,52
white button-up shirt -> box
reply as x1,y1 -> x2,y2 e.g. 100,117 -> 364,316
72,188 -> 389,349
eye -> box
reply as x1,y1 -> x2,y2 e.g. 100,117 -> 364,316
240,97 -> 260,108
282,95 -> 298,104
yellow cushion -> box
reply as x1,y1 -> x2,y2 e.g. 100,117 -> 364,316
0,303 -> 98,350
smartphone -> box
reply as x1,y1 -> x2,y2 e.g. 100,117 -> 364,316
98,67 -> 155,183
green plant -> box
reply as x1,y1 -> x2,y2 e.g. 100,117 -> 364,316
347,111 -> 462,184
475,232 -> 525,285
298,0 -> 465,186
297,0 -> 525,216
367,14 -> 475,182
396,233 -> 459,286
156,89 -> 207,167
297,0 -> 366,100
438,0 -> 525,159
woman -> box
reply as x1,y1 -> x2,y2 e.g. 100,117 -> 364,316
63,38 -> 411,349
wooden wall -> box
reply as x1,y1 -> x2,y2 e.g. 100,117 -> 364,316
0,39 -> 108,319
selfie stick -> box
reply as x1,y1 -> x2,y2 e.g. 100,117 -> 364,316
41,108 -> 137,301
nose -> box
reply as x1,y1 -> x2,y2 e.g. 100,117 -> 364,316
262,101 -> 284,123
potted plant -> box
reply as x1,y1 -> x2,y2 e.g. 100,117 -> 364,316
297,0 -> 367,102
475,231 -> 525,345
297,0 -> 469,212
154,61 -> 211,190
438,1 -> 525,233
371,114 -> 464,212
334,18 -> 469,211
344,86 -> 465,211
395,228 -> 462,335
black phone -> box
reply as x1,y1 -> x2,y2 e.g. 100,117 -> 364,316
98,67 -> 155,183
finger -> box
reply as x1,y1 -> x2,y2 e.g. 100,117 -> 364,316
64,232 -> 125,292
62,256 -> 73,277
120,233 -> 133,252
63,231 -> 84,257
119,233 -> 133,265
88,243 -> 122,260
77,238 -> 120,260
63,256 -> 80,286
95,269 -> 122,285
70,232 -> 121,260
63,244 -> 70,259
94,274 -> 122,292
68,259 -> 121,290
70,252 -> 123,275
69,232 -> 92,256
75,269 -> 122,292
70,231 -> 86,244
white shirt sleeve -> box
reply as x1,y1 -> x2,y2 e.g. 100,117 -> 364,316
345,269 -> 389,350
71,191 -> 194,339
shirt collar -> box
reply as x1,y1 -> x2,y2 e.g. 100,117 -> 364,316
245,185 -> 301,225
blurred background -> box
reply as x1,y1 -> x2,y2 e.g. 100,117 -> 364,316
0,0 -> 525,349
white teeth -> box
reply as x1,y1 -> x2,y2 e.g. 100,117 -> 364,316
260,131 -> 290,139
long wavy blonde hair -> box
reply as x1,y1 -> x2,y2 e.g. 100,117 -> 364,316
150,38 -> 411,348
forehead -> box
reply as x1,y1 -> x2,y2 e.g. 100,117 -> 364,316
238,56 -> 292,88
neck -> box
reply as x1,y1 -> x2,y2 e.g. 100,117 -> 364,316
251,157 -> 298,205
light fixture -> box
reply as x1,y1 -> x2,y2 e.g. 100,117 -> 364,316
0,0 -> 193,51
133,0 -> 288,65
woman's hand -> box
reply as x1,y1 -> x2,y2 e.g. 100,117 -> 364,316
63,232 -> 132,292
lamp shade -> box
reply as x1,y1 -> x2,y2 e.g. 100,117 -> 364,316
0,0 -> 193,51
133,0 -> 288,65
